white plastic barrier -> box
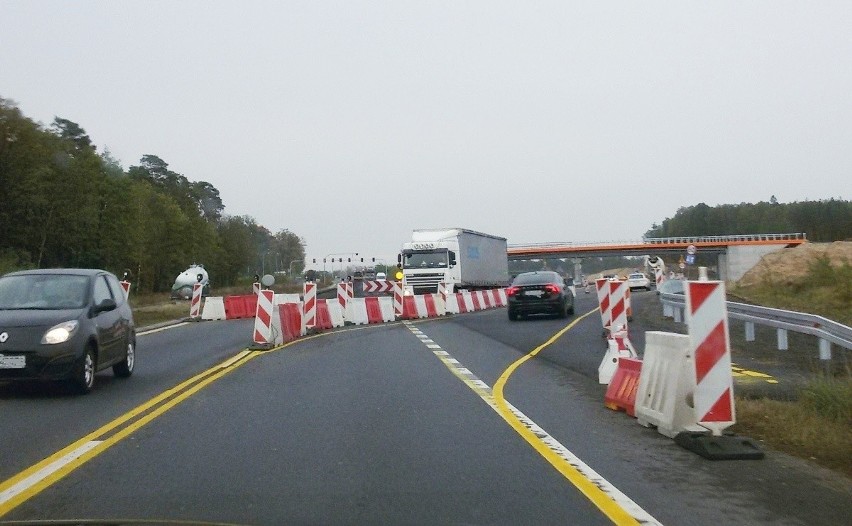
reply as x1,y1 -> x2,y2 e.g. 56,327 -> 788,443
325,300 -> 345,328
413,295 -> 430,318
461,291 -> 475,313
635,331 -> 705,438
445,293 -> 461,314
378,297 -> 396,322
345,298 -> 370,325
201,296 -> 226,320
431,293 -> 447,316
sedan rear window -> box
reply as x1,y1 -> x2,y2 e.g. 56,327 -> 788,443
513,272 -> 560,285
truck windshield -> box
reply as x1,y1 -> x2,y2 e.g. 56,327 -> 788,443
403,250 -> 448,269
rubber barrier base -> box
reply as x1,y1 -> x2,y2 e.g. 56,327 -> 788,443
674,431 -> 765,460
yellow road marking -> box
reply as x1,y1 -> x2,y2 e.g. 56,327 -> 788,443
491,308 -> 648,525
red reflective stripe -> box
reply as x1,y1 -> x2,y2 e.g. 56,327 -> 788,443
695,321 -> 727,383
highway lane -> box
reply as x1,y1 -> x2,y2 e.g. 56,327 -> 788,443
3,322 -> 617,525
2,294 -> 850,524
0,318 -> 256,481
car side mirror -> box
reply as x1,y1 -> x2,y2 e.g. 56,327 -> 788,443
94,298 -> 117,314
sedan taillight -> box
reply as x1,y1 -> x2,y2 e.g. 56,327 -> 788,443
544,284 -> 561,294
506,286 -> 520,296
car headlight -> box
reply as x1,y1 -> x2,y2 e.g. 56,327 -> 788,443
42,320 -> 79,344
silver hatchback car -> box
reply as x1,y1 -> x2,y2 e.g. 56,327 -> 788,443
0,269 -> 136,394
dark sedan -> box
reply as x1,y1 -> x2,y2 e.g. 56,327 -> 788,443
506,271 -> 575,321
0,268 -> 136,393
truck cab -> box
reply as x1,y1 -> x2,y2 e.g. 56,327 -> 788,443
399,241 -> 460,295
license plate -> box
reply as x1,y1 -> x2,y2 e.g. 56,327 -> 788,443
0,354 -> 25,369
524,290 -> 543,297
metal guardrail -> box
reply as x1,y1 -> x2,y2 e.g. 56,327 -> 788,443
660,292 -> 852,360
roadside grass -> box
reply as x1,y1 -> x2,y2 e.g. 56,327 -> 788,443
732,374 -> 852,477
730,255 -> 852,326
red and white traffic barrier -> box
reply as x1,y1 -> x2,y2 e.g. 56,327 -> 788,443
190,283 -> 203,318
608,280 -> 629,331
337,282 -> 354,319
252,282 -> 261,295
303,282 -> 317,329
253,289 -> 275,345
596,278 -> 611,332
686,280 -> 735,435
392,281 -> 404,318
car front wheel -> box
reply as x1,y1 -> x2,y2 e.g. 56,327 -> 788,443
72,346 -> 96,394
113,340 -> 135,378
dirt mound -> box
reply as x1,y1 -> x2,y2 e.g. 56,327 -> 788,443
737,241 -> 852,287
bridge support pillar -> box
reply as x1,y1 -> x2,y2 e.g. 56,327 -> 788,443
572,258 -> 583,286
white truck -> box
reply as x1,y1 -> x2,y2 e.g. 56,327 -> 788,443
397,228 -> 509,295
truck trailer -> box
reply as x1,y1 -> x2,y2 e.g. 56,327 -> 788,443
398,228 -> 509,294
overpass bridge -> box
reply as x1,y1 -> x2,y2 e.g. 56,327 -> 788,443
508,233 -> 807,282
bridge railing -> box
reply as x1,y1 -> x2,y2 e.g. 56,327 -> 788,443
643,233 -> 807,245
660,292 -> 851,362
508,233 -> 807,250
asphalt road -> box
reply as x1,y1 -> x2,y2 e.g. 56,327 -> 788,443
1,291 -> 850,525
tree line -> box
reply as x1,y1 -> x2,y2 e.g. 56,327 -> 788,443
644,197 -> 852,242
0,97 -> 305,293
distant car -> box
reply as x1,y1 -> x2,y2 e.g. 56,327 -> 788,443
506,271 -> 575,321
0,269 -> 136,394
657,279 -> 685,295
627,272 -> 651,291
376,272 -> 387,281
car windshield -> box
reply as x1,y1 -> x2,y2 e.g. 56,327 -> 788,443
629,273 -> 645,279
0,274 -> 89,310
403,250 -> 448,268
513,272 -> 559,286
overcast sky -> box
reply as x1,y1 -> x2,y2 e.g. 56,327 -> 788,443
2,1 -> 850,265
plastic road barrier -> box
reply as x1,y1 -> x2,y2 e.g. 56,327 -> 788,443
201,296 -> 226,320
253,290 -> 275,345
190,283 -> 203,318
686,281 -> 736,435
635,331 -> 705,438
604,357 -> 642,417
596,278 -> 611,331
303,282 -> 317,329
